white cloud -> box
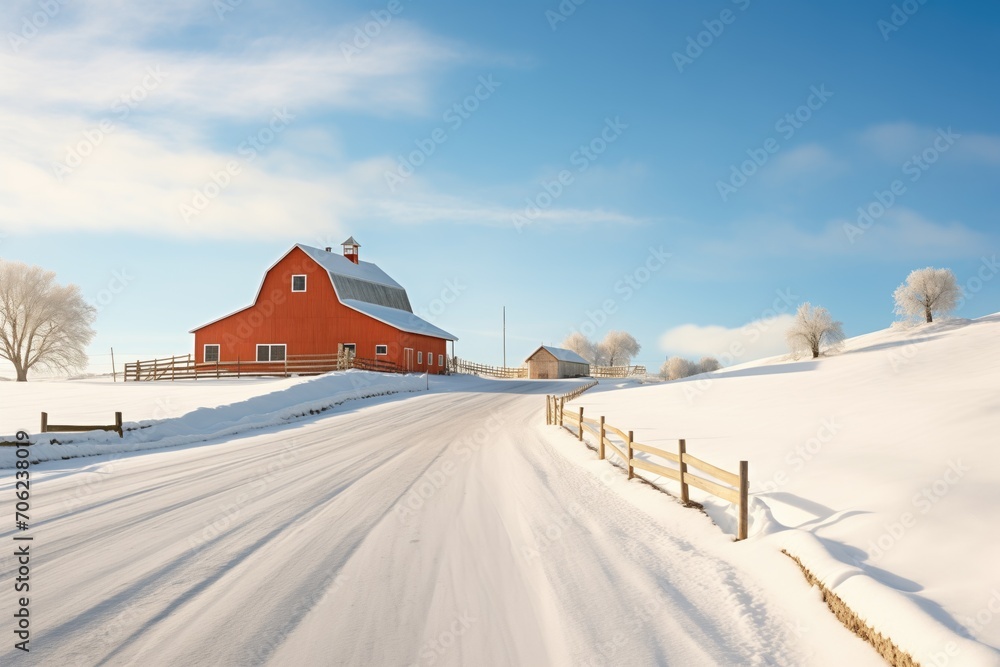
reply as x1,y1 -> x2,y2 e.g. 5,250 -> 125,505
659,314 -> 795,364
761,143 -> 846,186
858,122 -> 1000,165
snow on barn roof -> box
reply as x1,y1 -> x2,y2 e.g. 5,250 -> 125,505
341,300 -> 458,341
526,346 -> 589,365
297,244 -> 413,312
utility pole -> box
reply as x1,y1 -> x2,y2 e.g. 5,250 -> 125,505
502,306 -> 506,368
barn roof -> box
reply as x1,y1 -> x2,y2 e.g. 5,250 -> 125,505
526,345 -> 589,364
297,244 -> 413,312
341,299 -> 457,341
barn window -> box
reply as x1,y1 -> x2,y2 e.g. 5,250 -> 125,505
375,345 -> 388,356
291,275 -> 307,292
257,344 -> 286,362
204,344 -> 220,363
417,351 -> 422,365
438,354 -> 444,367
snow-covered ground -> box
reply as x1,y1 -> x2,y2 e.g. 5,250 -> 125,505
571,314 -> 1000,665
0,372 -> 883,665
2,311 -> 998,666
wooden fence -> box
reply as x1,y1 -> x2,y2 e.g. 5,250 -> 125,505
41,411 -> 123,438
449,357 -> 528,379
590,365 -> 647,378
545,396 -> 749,541
124,352 -> 404,381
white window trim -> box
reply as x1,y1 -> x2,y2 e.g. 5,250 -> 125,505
375,345 -> 388,356
417,351 -> 423,365
256,343 -> 287,362
291,274 -> 307,292
438,354 -> 444,367
341,343 -> 356,356
204,344 -> 220,363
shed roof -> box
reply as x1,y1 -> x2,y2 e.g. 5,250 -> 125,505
526,345 -> 589,365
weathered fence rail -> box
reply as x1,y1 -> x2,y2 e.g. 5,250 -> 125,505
449,357 -> 527,379
124,353 -> 404,381
545,395 -> 749,541
41,411 -> 123,438
590,365 -> 646,378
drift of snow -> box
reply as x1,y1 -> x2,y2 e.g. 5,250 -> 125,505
571,314 -> 1000,665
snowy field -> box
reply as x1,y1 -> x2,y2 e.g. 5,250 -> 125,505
572,314 -> 1000,665
1,313 -> 998,666
1,372 -> 883,665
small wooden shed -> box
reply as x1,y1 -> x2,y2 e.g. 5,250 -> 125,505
525,346 -> 590,379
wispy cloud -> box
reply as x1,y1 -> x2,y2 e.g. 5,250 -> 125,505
858,122 -> 1000,165
760,143 -> 846,186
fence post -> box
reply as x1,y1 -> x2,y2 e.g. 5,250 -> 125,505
135,360 -> 140,382
738,460 -> 749,541
598,416 -> 605,460
678,439 -> 689,506
216,358 -> 220,379
40,412 -> 48,434
115,412 -> 123,438
558,398 -> 564,427
171,357 -> 175,381
626,430 -> 635,479
153,358 -> 158,380
545,395 -> 551,425
578,407 -> 584,441
237,356 -> 241,379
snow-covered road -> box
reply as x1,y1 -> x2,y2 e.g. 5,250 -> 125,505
1,377 -> 879,666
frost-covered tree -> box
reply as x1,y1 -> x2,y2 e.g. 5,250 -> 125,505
0,261 -> 96,381
893,267 -> 959,323
785,303 -> 845,359
698,356 -> 721,373
561,331 -> 597,364
598,330 -> 641,367
665,357 -> 697,380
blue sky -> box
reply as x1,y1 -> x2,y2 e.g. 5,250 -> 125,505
1,0 -> 998,374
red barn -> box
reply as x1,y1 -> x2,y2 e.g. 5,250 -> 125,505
190,238 -> 457,374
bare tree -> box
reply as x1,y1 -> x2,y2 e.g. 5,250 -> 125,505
893,267 -> 960,323
786,303 -> 844,359
598,330 -> 641,367
561,332 -> 597,364
665,356 -> 697,380
698,356 -> 721,373
0,261 -> 96,381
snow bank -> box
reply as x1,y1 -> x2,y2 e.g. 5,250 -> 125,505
0,370 -> 426,468
570,314 -> 1000,663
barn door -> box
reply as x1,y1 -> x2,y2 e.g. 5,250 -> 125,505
404,348 -> 414,371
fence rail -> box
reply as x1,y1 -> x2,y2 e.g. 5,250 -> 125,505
590,365 -> 646,378
124,353 -> 405,381
41,411 -> 123,438
545,395 -> 749,541
449,357 -> 527,379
